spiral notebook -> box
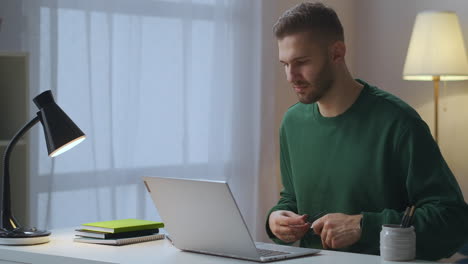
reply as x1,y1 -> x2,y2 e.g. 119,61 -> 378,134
74,233 -> 165,246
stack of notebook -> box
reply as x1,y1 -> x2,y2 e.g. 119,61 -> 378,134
74,218 -> 165,245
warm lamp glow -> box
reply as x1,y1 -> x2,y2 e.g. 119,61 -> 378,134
49,135 -> 86,157
404,75 -> 468,81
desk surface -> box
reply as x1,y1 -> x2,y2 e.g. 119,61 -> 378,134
0,228 -> 438,264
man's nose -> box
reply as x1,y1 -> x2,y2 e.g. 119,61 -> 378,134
286,66 -> 300,83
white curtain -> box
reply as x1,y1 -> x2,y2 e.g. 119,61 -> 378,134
21,0 -> 279,241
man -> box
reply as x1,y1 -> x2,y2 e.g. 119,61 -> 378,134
266,2 -> 468,260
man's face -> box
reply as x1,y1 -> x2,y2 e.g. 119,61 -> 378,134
278,32 -> 334,104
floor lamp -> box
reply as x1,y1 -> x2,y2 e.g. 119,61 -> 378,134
403,11 -> 468,143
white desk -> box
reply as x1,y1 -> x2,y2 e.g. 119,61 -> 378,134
0,229 -> 440,264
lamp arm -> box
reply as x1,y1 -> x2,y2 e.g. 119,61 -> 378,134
1,115 -> 40,230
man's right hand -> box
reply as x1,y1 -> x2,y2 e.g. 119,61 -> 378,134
269,210 -> 310,243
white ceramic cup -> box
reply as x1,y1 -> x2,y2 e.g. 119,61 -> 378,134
380,224 -> 416,261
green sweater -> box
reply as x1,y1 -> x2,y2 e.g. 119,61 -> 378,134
266,80 -> 468,260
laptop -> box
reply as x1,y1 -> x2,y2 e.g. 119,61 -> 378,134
142,176 -> 320,262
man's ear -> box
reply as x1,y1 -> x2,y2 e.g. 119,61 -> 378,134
329,41 -> 346,63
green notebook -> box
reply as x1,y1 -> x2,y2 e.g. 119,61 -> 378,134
81,219 -> 164,233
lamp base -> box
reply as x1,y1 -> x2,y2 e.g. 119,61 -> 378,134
0,227 -> 50,245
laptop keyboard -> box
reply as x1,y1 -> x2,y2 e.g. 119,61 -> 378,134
257,248 -> 290,257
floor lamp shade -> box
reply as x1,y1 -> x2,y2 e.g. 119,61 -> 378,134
403,11 -> 468,81
402,11 -> 468,143
33,91 -> 85,157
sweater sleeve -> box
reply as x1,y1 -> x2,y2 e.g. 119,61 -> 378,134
360,118 -> 468,260
265,123 -> 298,245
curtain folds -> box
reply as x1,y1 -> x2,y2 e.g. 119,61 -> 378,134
22,0 -> 279,241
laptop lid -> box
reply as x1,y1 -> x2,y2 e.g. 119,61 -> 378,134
143,177 -> 260,260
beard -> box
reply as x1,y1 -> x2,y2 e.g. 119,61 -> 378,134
294,59 -> 334,104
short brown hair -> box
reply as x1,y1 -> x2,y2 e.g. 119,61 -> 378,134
273,2 -> 344,43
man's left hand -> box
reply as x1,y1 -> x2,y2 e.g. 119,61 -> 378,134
311,213 -> 362,249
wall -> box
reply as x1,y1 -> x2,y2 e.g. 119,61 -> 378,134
0,0 -> 25,51
354,0 -> 468,201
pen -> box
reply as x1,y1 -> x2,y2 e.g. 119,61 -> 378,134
307,211 -> 326,228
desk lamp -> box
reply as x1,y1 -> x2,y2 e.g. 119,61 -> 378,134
0,90 -> 86,245
403,11 -> 468,143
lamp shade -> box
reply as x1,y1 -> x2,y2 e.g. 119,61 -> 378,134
33,91 -> 85,157
403,11 -> 468,81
